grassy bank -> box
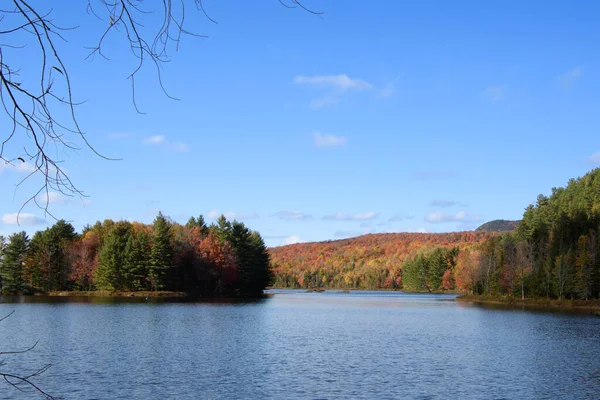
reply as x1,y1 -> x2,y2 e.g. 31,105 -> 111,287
47,290 -> 188,298
456,294 -> 600,314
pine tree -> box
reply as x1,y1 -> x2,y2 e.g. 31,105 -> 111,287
127,231 -> 151,290
95,222 -> 132,291
0,232 -> 29,294
149,212 -> 173,291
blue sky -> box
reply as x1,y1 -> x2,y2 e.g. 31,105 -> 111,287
1,0 -> 600,247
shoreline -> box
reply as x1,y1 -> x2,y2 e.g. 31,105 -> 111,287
47,290 -> 189,298
456,294 -> 600,314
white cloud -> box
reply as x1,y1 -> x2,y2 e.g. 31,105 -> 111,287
0,160 -> 36,174
294,74 -> 372,92
294,74 -> 372,109
282,235 -> 305,245
2,213 -> 46,226
143,135 -> 165,145
589,152 -> 600,164
558,67 -> 582,89
273,211 -> 313,221
483,85 -> 508,103
323,212 -> 378,221
425,210 -> 482,224
410,227 -> 428,233
37,191 -> 69,204
313,132 -> 347,148
207,209 -> 258,220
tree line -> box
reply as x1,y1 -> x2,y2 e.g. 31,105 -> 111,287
0,213 -> 271,297
452,168 -> 600,300
270,168 -> 600,300
269,231 -> 495,290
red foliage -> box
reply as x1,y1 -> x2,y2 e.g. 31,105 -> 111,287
197,233 -> 238,292
67,231 -> 100,290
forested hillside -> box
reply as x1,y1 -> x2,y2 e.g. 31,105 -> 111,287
270,168 -> 600,300
476,220 -> 520,232
269,232 -> 496,290
0,214 -> 271,297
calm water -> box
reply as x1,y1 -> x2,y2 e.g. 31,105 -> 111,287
1,290 -> 599,400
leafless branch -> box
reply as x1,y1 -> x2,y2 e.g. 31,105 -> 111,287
0,310 -> 60,399
0,0 -> 322,221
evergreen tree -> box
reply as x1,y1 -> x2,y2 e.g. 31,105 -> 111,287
95,222 -> 133,291
126,231 -> 152,290
44,220 -> 77,291
211,215 -> 232,243
0,232 -> 29,294
149,212 -> 173,291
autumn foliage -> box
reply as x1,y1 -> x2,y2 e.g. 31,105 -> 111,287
0,214 -> 271,297
269,231 -> 496,290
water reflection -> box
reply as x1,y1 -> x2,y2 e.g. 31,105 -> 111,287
1,290 -> 599,400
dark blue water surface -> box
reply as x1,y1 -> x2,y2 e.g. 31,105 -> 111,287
1,290 -> 599,399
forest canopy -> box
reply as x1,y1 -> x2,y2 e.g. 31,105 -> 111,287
0,213 -> 271,297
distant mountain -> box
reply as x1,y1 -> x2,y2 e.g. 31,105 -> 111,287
476,219 -> 520,232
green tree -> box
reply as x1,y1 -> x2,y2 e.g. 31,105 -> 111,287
149,212 -> 173,291
125,231 -> 152,290
0,232 -> 29,294
95,221 -> 133,291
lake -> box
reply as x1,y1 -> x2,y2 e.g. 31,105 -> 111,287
1,290 -> 599,399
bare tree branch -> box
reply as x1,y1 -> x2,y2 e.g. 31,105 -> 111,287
0,1 -> 322,222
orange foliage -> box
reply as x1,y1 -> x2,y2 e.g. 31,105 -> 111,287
269,232 -> 496,289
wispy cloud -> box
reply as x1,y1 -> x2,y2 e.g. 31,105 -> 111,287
323,212 -> 378,221
425,210 -> 482,224
558,67 -> 582,89
430,200 -> 464,208
313,132 -> 347,148
282,235 -> 305,245
142,135 -> 190,152
207,209 -> 258,220
143,135 -> 165,145
37,191 -> 69,204
483,85 -> 508,103
411,170 -> 456,180
2,213 -> 47,226
294,74 -> 372,92
294,74 -> 373,109
589,152 -> 600,165
272,211 -> 313,221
